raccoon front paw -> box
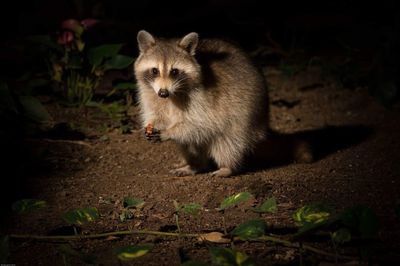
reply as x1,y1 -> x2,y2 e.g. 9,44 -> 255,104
144,124 -> 161,142
170,165 -> 197,177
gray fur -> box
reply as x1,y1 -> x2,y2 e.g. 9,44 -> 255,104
179,32 -> 199,55
137,30 -> 155,53
134,31 -> 269,177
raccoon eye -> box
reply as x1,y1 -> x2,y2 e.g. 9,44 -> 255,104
170,68 -> 179,77
151,68 -> 159,75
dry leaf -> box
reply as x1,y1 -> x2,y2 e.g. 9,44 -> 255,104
198,232 -> 230,243
105,235 -> 120,241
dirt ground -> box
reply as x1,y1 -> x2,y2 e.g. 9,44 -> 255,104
2,65 -> 400,265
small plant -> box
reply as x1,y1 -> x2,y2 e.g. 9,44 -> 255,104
62,207 -> 99,226
218,192 -> 252,211
11,199 -> 47,214
89,98 -> 133,133
252,197 -> 277,214
5,196 -> 385,265
210,247 -> 255,266
62,207 -> 99,235
42,18 -> 134,107
218,192 -> 253,235
120,196 -> 145,222
230,219 -> 267,241
293,202 -> 332,235
173,200 -> 202,234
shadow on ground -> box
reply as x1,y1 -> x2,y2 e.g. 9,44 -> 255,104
245,125 -> 374,172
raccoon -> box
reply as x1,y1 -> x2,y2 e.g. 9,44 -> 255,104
134,30 -> 268,177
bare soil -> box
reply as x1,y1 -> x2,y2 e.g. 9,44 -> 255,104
2,66 -> 400,265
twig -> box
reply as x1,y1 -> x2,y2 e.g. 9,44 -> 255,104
9,230 -> 356,261
10,230 -> 199,241
258,235 -> 356,260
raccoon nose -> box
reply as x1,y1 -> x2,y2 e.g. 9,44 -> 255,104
158,88 -> 170,98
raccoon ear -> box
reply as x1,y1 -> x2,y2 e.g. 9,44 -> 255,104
137,30 -> 156,53
179,32 -> 199,55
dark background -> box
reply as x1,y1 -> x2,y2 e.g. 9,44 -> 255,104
1,0 -> 399,99
0,0 -> 399,57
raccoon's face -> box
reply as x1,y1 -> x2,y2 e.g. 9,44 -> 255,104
134,31 -> 200,98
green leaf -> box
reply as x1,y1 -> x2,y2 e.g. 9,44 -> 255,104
104,55 -> 134,70
339,205 -> 379,238
19,96 -> 51,122
230,219 -> 266,240
252,197 -> 277,213
209,247 -> 255,266
181,203 -> 202,216
209,247 -> 236,266
332,228 -> 351,244
295,221 -> 328,237
293,203 -> 331,226
12,199 -> 47,213
0,235 -> 9,264
115,245 -> 152,261
123,197 -> 145,209
88,44 -> 123,69
113,82 -> 137,90
235,251 -> 255,266
58,244 -> 97,264
119,210 -> 134,222
62,207 -> 99,225
292,203 -> 333,238
219,192 -> 252,211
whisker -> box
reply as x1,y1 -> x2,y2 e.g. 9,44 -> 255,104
173,77 -> 190,86
171,78 -> 189,92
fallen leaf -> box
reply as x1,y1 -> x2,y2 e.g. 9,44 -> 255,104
198,232 -> 230,243
105,236 -> 120,241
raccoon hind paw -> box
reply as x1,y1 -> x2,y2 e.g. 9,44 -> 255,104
170,165 -> 197,177
210,167 -> 233,178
